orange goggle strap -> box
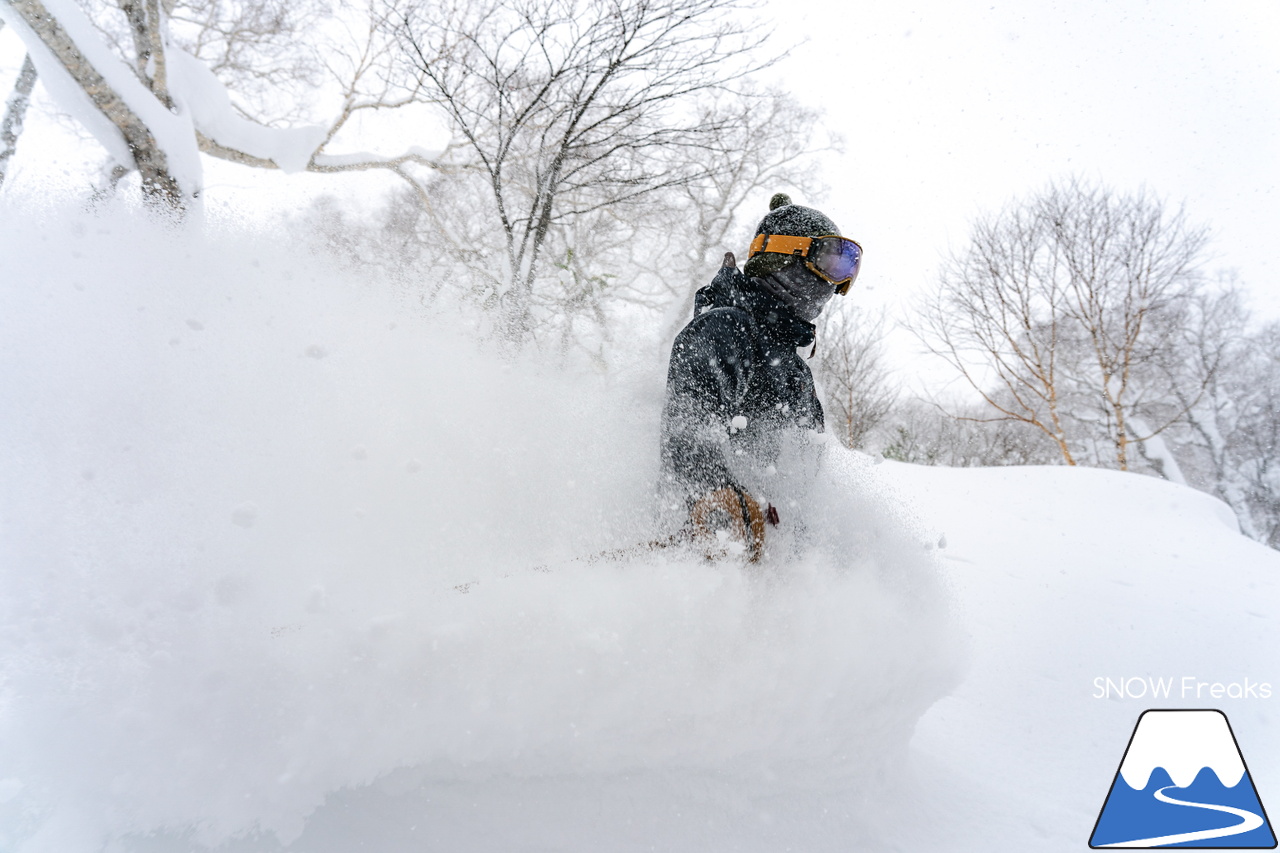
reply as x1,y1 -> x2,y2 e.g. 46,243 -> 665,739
748,233 -> 859,295
748,233 -> 816,259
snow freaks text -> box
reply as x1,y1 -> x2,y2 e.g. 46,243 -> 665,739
1092,677 -> 1273,701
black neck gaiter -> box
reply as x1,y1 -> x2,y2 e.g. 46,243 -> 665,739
754,260 -> 835,322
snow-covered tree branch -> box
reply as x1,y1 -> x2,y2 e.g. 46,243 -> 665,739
0,0 -> 443,210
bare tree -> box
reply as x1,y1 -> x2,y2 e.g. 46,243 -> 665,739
1153,284 -> 1280,545
395,0 -> 771,345
1045,181 -> 1208,470
1236,322 -> 1280,547
914,179 -> 1209,470
814,302 -> 899,450
400,86 -> 835,357
914,193 -> 1083,464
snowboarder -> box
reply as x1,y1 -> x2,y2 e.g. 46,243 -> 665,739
660,193 -> 862,561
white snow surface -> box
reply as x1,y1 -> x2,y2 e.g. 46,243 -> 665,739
0,202 -> 1277,852
1118,710 -> 1245,789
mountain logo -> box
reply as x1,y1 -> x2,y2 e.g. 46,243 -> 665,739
1090,709 -> 1276,848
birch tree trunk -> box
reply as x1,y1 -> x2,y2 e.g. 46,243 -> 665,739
4,0 -> 185,207
0,52 -> 38,189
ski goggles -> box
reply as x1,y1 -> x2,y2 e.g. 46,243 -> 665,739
748,233 -> 863,294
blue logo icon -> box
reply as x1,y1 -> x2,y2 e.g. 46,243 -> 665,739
1090,709 -> 1276,848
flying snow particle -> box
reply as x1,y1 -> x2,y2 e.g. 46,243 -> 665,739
230,502 -> 258,528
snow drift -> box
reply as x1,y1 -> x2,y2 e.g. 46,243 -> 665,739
0,201 -> 960,852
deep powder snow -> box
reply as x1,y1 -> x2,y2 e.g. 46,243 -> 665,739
0,203 -> 961,852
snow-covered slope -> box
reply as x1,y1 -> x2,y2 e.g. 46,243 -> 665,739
1,205 -> 1276,852
895,462 -> 1279,850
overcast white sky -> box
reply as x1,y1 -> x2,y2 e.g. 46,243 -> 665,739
759,0 -> 1280,327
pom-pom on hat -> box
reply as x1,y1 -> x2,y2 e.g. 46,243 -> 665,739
743,193 -> 842,279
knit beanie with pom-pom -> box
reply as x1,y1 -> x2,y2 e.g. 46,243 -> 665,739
742,193 -> 841,280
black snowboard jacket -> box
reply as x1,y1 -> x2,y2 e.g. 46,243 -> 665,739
660,266 -> 825,504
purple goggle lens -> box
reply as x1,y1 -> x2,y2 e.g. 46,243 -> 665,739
808,236 -> 862,289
